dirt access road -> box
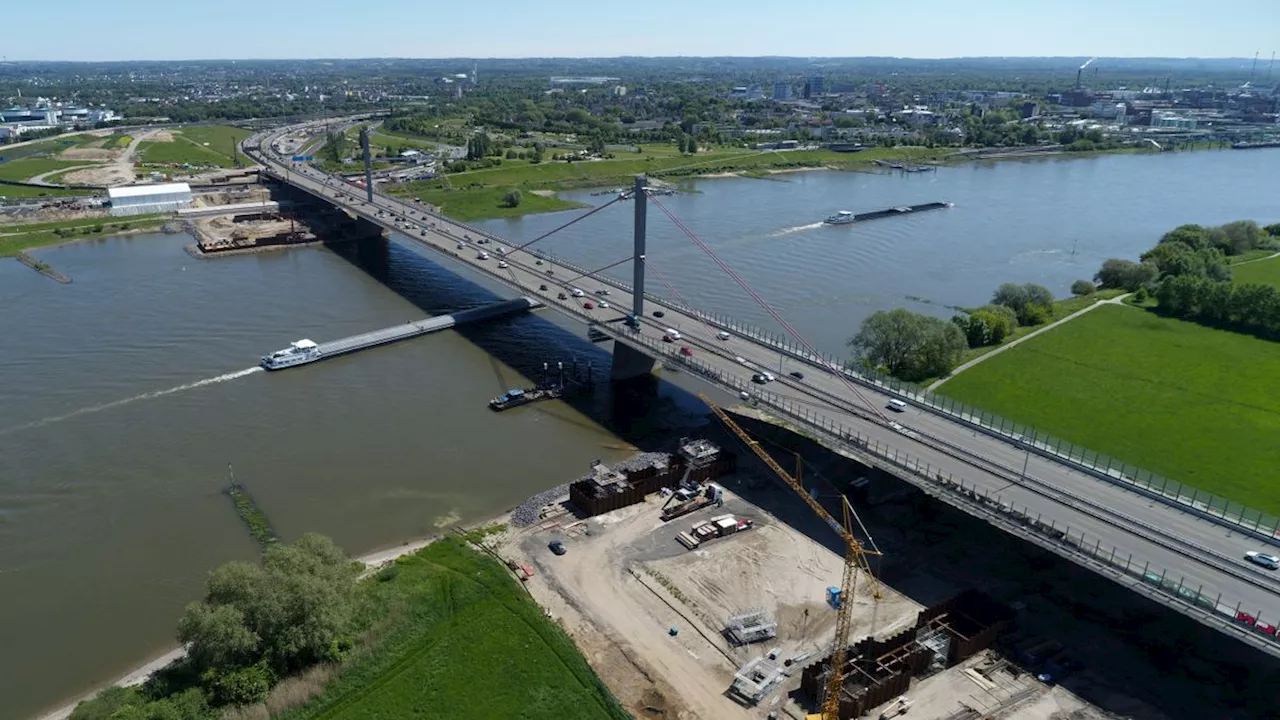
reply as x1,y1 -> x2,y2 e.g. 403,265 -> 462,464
60,130 -> 163,187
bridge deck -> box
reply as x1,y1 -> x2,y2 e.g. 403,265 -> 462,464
312,297 -> 540,360
246,124 -> 1280,656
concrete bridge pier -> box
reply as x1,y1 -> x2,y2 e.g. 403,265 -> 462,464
611,341 -> 657,380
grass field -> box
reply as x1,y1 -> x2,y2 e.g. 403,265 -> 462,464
286,538 -> 627,720
1230,254 -> 1280,290
0,214 -> 166,256
0,183 -> 92,199
393,144 -> 947,220
0,158 -> 94,182
945,289 -> 1127,369
137,125 -> 252,168
940,305 -> 1280,513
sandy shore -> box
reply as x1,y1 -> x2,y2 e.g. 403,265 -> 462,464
28,526 -> 479,720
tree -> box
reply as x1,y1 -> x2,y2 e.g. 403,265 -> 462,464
178,533 -> 358,687
321,131 -> 346,163
952,308 -> 1014,348
501,189 -> 522,208
1158,224 -> 1210,251
991,282 -> 1053,325
849,308 -> 967,382
530,143 -> 544,164
686,135 -> 696,154
1070,280 -> 1097,296
1095,258 -> 1158,291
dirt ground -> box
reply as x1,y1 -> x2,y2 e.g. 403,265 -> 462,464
61,129 -> 162,187
506,481 -> 922,720
890,650 -> 1114,720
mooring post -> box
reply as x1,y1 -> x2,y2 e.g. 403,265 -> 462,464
359,126 -> 374,204
631,175 -> 647,324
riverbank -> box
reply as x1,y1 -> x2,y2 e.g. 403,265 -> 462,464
30,526 -> 462,720
0,214 -> 169,257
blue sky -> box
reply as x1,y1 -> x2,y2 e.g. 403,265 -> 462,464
4,0 -> 1277,61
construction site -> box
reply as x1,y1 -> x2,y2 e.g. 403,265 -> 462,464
498,395 -> 1132,720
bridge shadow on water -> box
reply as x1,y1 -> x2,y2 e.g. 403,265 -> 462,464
323,233 -> 1280,720
323,233 -> 713,450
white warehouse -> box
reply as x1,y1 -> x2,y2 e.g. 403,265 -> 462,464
108,182 -> 193,216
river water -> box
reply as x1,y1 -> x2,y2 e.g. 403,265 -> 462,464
2,147 -> 1278,719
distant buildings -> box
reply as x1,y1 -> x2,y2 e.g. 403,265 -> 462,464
807,75 -> 825,97
771,82 -> 791,101
1152,111 -> 1197,130
1,102 -> 118,140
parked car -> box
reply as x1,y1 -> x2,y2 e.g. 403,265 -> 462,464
549,541 -> 566,556
1246,551 -> 1280,570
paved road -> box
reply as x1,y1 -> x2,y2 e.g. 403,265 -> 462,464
245,127 -> 1280,640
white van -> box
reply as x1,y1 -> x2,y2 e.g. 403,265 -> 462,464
887,399 -> 908,413
664,328 -> 682,342
716,331 -> 731,341
571,288 -> 585,297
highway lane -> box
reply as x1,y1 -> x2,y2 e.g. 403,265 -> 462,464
246,129 -> 1280,631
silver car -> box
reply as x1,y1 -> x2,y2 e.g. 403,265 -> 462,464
1245,551 -> 1280,570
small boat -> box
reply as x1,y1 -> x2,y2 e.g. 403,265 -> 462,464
261,339 -> 321,370
824,210 -> 856,225
489,385 -> 562,411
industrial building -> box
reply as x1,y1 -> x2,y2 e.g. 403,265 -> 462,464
108,183 -> 193,216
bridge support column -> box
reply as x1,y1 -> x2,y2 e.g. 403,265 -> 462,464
359,126 -> 374,203
631,174 -> 647,322
611,341 -> 656,380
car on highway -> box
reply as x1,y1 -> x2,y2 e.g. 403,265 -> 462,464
594,289 -> 610,296
652,310 -> 665,318
571,288 -> 585,297
716,331 -> 731,341
584,301 -> 595,309
539,284 -> 549,291
549,540 -> 566,556
680,346 -> 694,356
789,371 -> 805,380
599,301 -> 610,309
557,292 -> 568,300
1256,621 -> 1278,636
663,329 -> 682,342
887,399 -> 908,413
498,261 -> 509,269
752,373 -> 770,384
1245,551 -> 1280,570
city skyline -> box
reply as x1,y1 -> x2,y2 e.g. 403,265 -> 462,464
3,0 -> 1278,62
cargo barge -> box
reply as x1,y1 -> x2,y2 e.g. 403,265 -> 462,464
1232,140 -> 1280,150
489,385 -> 563,411
824,201 -> 954,225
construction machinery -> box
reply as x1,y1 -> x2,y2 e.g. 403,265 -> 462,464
699,393 -> 881,720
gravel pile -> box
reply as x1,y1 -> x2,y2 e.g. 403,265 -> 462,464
509,452 -> 674,527
510,482 -> 571,527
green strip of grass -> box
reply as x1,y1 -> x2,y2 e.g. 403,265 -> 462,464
391,186 -> 588,222
0,214 -> 166,257
0,184 -> 93,199
284,538 -> 628,720
0,158 -> 95,182
138,125 -> 253,168
1230,254 -> 1280,290
940,304 -> 1280,515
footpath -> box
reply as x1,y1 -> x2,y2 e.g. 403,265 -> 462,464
928,293 -> 1131,391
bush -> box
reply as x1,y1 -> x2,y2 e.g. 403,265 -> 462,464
1071,280 -> 1097,296
1134,286 -> 1150,303
203,663 -> 274,707
501,189 -> 522,208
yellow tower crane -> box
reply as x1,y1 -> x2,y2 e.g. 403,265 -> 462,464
699,393 -> 881,720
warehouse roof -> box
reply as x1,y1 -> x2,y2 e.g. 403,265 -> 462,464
108,182 -> 192,200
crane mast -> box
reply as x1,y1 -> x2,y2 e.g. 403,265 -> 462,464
699,393 -> 880,719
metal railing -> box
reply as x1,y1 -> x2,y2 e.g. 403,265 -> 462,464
670,309 -> 1280,542
632,338 -> 1280,651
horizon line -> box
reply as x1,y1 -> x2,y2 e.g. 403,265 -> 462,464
0,53 -> 1271,64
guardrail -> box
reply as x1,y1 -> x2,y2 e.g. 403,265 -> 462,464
623,336 -> 1280,654
668,308 -> 1280,544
